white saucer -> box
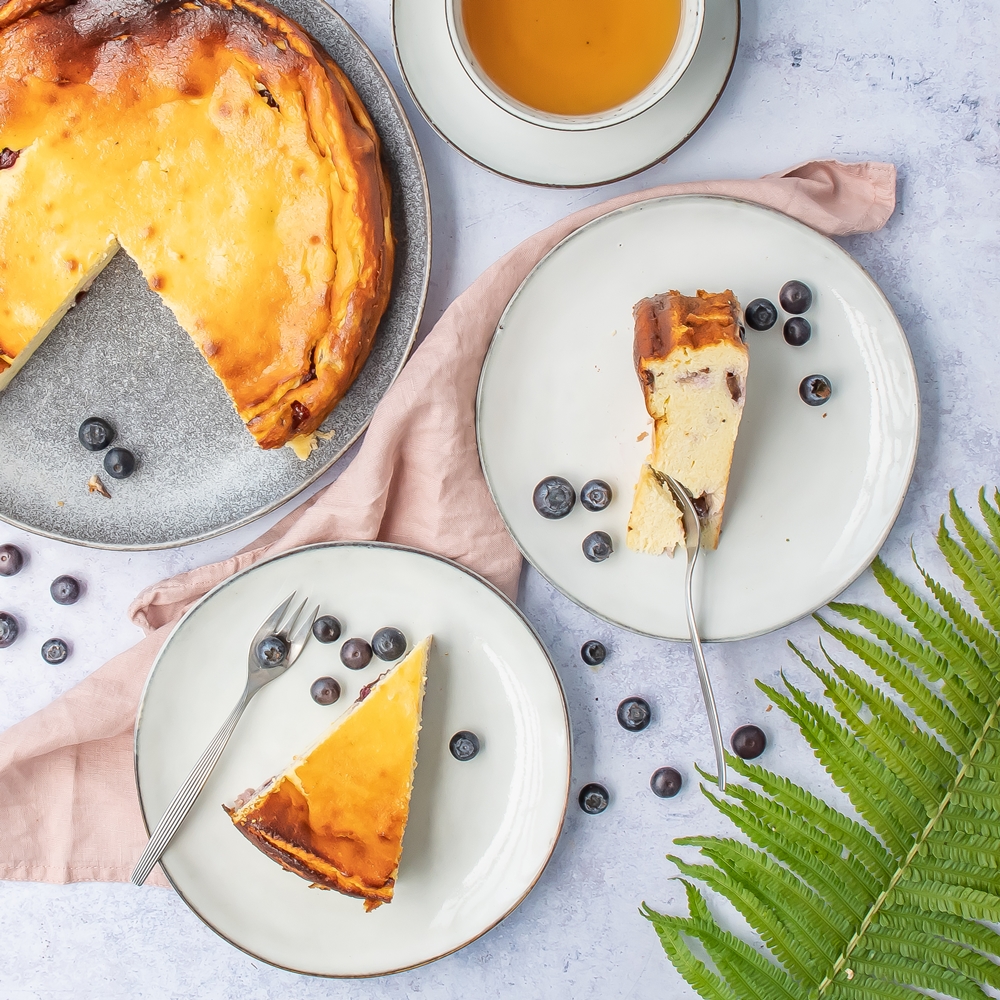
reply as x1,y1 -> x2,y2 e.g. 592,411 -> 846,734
476,195 -> 920,641
134,543 -> 570,976
392,0 -> 740,187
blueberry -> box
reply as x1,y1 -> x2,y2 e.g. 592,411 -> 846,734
341,638 -> 372,670
617,696 -> 651,732
582,531 -> 613,563
104,447 -> 136,479
78,417 -> 115,451
779,280 -> 813,314
745,298 -> 778,331
312,615 -> 342,644
255,634 -> 288,666
450,731 -> 481,761
0,611 -> 19,648
41,638 -> 69,664
532,477 -> 576,519
732,724 -> 767,759
372,627 -> 407,661
0,544 -> 24,577
310,676 -> 341,705
799,374 -> 832,406
50,575 -> 81,605
580,640 -> 606,666
578,782 -> 609,814
580,479 -> 612,512
650,766 -> 683,798
783,317 -> 811,347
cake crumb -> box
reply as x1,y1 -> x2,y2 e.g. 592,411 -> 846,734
636,431 -> 648,442
88,474 -> 111,498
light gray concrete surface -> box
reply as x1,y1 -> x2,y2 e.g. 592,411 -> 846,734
2,0 -> 998,996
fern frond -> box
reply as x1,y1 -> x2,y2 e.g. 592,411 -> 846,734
978,487 -> 1000,550
937,522 -> 1000,658
948,489 -> 1000,591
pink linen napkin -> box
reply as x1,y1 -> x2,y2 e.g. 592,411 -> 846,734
0,159 -> 896,887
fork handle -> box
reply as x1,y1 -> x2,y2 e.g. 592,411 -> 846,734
131,686 -> 251,886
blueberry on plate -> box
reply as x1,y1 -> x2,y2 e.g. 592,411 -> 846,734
0,543 -> 24,577
104,447 -> 136,479
78,417 -> 115,452
41,638 -> 69,664
731,724 -> 767,759
310,676 -> 341,706
744,298 -> 778,331
0,611 -> 19,648
783,316 -> 811,346
340,637 -> 373,670
779,280 -> 813,314
578,782 -> 609,814
255,634 -> 288,666
312,615 -> 342,644
50,575 -> 81,606
580,639 -> 606,666
580,479 -> 612,512
582,530 -> 613,563
617,696 -> 651,732
532,476 -> 576,519
372,626 -> 407,661
650,767 -> 683,798
449,731 -> 481,761
799,374 -> 832,406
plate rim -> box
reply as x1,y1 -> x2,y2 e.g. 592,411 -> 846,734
390,0 -> 741,189
475,192 -> 921,642
133,539 -> 572,978
0,0 -> 432,552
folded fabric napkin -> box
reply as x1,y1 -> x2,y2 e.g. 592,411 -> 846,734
0,159 -> 896,887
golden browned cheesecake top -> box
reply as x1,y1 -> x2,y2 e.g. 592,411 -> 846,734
633,289 -> 742,369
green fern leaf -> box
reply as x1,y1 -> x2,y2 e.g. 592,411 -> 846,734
977,487 -> 1000,551
948,489 -> 1000,590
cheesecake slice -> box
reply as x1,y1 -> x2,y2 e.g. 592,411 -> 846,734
627,290 -> 748,555
225,636 -> 430,910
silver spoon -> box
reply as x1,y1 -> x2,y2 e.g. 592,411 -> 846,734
647,466 -> 727,791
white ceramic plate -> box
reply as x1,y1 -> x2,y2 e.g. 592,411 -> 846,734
477,196 -> 920,641
392,0 -> 739,187
134,543 -> 570,976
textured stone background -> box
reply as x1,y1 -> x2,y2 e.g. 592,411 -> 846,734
2,0 -> 998,996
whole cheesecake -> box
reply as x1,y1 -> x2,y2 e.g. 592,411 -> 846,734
0,0 -> 394,452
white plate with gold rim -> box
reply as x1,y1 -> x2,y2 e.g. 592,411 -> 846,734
134,542 -> 570,976
476,195 -> 920,641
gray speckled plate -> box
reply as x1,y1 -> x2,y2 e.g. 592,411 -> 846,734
0,0 -> 430,550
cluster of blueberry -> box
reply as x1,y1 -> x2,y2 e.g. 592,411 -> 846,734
532,476 -> 615,563
574,639 -> 768,815
0,543 -> 79,663
744,280 -> 832,407
78,417 -> 137,493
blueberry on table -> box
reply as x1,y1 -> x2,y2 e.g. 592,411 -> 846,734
372,627 -> 407,661
340,637 -> 373,670
578,782 -> 609,814
617,696 -> 651,732
255,634 -> 288,666
582,531 -> 613,563
104,447 -> 136,479
449,731 -> 481,761
650,767 -> 683,798
731,724 -> 767,759
78,417 -> 115,452
50,575 -> 81,606
799,374 -> 832,406
580,640 -> 606,666
0,612 -> 19,648
779,280 -> 813,314
312,615 -> 342,644
744,298 -> 778,331
532,477 -> 576,519
0,543 -> 24,577
580,479 -> 612,512
41,638 -> 69,664
783,316 -> 811,347
310,676 -> 341,705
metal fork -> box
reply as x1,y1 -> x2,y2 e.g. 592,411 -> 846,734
648,466 -> 727,791
131,592 -> 319,886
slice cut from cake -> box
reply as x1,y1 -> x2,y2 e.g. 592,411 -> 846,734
225,636 -> 430,910
627,290 -> 748,555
